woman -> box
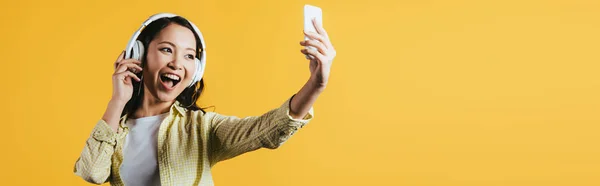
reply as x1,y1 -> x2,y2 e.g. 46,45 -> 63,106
73,13 -> 336,186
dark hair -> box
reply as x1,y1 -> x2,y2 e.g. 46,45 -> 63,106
122,16 -> 206,117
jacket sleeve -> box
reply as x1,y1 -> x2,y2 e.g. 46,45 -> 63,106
206,95 -> 314,163
73,120 -> 118,184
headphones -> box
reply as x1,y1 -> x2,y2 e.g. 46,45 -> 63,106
124,13 -> 206,88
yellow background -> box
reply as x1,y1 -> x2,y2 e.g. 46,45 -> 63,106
1,0 -> 599,185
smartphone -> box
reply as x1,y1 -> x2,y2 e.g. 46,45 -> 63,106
304,4 -> 322,59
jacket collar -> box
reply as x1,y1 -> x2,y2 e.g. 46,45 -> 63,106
118,101 -> 186,129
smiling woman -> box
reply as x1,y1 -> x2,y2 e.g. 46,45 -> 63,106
123,15 -> 206,117
72,13 -> 336,186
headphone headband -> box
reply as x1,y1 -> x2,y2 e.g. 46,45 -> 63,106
124,13 -> 206,59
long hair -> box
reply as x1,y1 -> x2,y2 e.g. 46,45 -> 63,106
122,16 -> 206,117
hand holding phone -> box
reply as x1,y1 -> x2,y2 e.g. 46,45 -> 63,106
299,4 -> 337,88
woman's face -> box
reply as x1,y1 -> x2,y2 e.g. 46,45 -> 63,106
142,23 -> 197,103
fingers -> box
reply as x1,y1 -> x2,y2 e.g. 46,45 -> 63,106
304,31 -> 326,45
301,20 -> 336,63
304,31 -> 333,49
300,40 -> 327,55
115,59 -> 142,73
114,51 -> 125,68
301,48 -> 327,63
114,71 -> 141,83
312,18 -> 329,38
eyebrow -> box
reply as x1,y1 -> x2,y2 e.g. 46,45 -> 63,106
157,41 -> 195,52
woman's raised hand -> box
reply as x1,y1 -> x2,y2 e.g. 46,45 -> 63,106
111,51 -> 142,105
300,18 -> 337,89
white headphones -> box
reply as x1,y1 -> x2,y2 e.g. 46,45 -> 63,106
124,13 -> 206,88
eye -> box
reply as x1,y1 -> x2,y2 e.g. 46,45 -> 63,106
159,47 -> 172,53
185,54 -> 195,60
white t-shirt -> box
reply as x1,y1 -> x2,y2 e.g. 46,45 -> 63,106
119,112 -> 169,186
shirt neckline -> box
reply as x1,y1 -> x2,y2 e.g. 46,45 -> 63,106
126,112 -> 170,123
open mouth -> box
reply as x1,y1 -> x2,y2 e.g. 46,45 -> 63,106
160,73 -> 181,89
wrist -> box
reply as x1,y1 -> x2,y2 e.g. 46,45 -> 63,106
308,76 -> 327,92
103,99 -> 127,133
108,98 -> 128,108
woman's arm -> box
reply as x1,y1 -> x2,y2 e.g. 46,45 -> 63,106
104,51 -> 143,133
206,19 -> 335,164
292,18 -> 336,119
73,51 -> 141,183
102,99 -> 127,133
73,120 -> 119,184
74,101 -> 125,183
289,79 -> 324,119
206,96 -> 313,164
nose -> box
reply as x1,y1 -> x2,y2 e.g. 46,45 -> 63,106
167,55 -> 184,71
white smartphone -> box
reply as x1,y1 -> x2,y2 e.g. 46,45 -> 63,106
304,4 -> 323,59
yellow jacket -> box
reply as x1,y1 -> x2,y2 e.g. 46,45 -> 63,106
73,95 -> 313,185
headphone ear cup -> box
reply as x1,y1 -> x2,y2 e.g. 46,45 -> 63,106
188,58 -> 201,87
132,40 -> 144,61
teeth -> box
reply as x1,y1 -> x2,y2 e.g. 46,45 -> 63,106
161,73 -> 180,81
